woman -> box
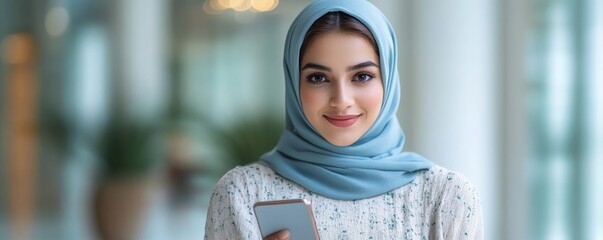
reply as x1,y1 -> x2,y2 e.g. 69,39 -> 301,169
205,0 -> 483,239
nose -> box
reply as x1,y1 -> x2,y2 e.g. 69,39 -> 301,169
329,81 -> 354,110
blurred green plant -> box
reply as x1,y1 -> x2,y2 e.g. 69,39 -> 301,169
217,116 -> 284,167
95,120 -> 164,178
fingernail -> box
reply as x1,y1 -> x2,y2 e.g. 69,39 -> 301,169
279,230 -> 290,240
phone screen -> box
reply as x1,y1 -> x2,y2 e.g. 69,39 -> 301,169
253,199 -> 320,240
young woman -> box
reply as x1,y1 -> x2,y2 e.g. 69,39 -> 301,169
205,0 -> 483,239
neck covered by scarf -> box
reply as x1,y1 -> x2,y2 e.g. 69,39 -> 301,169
260,0 -> 432,200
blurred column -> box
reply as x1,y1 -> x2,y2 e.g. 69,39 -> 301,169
110,0 -> 169,122
582,0 -> 602,238
107,1 -> 170,239
2,34 -> 38,240
405,0 -> 499,239
530,0 -> 585,239
499,0 -> 532,239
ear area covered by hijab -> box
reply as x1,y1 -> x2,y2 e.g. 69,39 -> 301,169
260,0 -> 432,200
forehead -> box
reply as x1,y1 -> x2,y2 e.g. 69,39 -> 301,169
300,32 -> 379,65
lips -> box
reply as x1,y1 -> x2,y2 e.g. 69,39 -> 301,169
324,114 -> 360,128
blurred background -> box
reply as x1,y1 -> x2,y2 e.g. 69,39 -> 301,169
0,0 -> 601,239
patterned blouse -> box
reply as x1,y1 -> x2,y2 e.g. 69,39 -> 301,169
204,163 -> 483,240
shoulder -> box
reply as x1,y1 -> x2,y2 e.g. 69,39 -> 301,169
417,165 -> 480,199
213,162 -> 317,203
215,162 -> 273,184
211,162 -> 274,198
414,165 -> 481,212
414,165 -> 483,239
399,165 -> 481,215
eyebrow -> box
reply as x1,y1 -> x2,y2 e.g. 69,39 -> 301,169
301,61 -> 379,72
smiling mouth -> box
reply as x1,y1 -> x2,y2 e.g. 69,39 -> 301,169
324,114 -> 361,128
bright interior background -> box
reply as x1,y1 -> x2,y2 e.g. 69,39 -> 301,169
1,0 -> 601,239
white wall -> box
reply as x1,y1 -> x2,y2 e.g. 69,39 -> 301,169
401,1 -> 499,239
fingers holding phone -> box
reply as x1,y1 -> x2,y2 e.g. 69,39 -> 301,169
264,229 -> 290,240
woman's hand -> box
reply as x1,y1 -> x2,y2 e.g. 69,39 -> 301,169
264,229 -> 290,240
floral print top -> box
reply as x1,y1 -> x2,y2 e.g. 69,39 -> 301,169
205,163 -> 482,240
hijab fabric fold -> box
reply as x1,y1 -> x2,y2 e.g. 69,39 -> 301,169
260,0 -> 432,200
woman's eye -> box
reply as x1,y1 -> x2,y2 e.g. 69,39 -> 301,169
353,72 -> 375,83
306,74 -> 328,84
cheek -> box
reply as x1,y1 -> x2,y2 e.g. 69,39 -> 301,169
359,84 -> 384,114
300,87 -> 324,117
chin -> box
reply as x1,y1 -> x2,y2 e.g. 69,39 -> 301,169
325,136 -> 360,147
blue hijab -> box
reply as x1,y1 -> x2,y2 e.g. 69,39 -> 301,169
260,0 -> 432,200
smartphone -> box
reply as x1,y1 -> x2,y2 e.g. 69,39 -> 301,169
253,199 -> 320,240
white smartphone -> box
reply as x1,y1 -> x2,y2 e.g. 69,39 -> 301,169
253,199 -> 320,240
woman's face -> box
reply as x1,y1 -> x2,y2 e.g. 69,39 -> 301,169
300,31 -> 383,146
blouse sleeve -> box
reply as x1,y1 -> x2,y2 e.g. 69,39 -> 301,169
204,168 -> 261,240
437,171 -> 484,239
